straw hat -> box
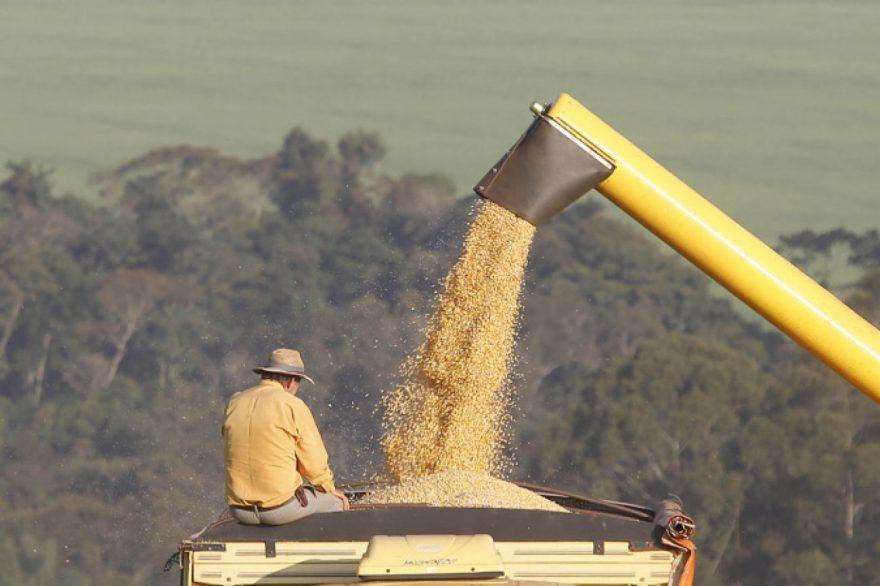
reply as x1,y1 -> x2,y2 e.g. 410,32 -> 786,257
253,348 -> 315,384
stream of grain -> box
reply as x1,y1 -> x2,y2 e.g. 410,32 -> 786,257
380,200 -> 536,483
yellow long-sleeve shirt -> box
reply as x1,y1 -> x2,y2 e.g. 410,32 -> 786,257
222,379 -> 336,508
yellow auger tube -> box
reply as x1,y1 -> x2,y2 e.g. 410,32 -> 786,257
546,93 -> 880,404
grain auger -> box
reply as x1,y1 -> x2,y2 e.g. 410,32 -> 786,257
476,93 -> 880,404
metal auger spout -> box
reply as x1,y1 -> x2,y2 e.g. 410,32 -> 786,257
475,93 -> 880,404
474,102 -> 614,226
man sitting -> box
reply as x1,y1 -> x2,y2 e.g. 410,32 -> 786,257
223,348 -> 349,525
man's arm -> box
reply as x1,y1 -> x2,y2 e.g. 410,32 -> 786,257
291,398 -> 336,494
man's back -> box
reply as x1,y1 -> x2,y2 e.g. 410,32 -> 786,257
223,379 -> 333,508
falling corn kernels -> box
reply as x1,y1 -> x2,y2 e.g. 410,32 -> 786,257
381,200 -> 535,483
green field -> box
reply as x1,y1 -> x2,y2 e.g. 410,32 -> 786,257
2,0 -> 878,238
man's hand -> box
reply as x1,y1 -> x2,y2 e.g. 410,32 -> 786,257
332,489 -> 350,511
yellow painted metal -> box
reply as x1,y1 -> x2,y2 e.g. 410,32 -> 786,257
546,93 -> 880,404
183,539 -> 678,585
495,541 -> 674,585
358,534 -> 503,579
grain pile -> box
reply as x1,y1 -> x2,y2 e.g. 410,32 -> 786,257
361,471 -> 566,512
380,200 -> 535,481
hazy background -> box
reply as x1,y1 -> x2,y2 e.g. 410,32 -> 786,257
3,0 -> 878,237
1,1 -> 879,585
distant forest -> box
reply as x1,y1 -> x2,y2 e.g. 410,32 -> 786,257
0,128 -> 878,585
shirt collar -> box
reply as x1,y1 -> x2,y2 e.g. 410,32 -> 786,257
258,379 -> 284,390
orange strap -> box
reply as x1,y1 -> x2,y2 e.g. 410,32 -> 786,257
666,537 -> 696,586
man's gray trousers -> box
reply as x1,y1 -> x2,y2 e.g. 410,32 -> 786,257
230,486 -> 343,525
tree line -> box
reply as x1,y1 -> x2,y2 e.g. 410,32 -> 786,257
0,128 -> 877,585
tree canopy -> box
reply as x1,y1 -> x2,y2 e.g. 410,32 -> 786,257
0,131 -> 878,585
